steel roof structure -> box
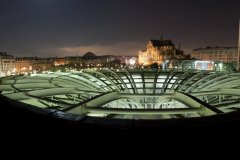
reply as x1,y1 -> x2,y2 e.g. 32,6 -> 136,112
1,69 -> 240,120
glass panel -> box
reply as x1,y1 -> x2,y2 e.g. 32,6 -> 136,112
146,89 -> 153,94
157,79 -> 165,83
155,89 -> 162,94
100,78 -> 106,81
126,84 -> 132,88
111,86 -> 116,90
145,83 -> 154,88
144,76 -> 155,79
96,82 -> 104,86
137,89 -> 143,94
156,84 -> 163,88
105,81 -> 111,84
129,89 -> 134,94
136,83 -> 143,88
145,79 -> 154,83
158,76 -> 167,79
132,75 -> 142,79
134,79 -> 142,83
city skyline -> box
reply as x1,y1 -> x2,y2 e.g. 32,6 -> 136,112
0,0 -> 240,57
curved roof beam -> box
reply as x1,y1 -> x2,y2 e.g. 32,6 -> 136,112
66,74 -> 104,91
26,88 -> 77,97
207,78 -> 240,90
13,83 -> 57,90
121,69 -> 138,94
172,92 -> 222,116
101,69 -> 130,93
84,107 -> 202,115
140,68 -> 147,94
81,71 -> 113,91
178,71 -> 207,92
153,68 -> 161,94
197,74 -> 230,91
171,71 -> 192,90
85,70 -> 121,92
185,73 -> 219,92
64,91 -> 221,116
191,89 -> 240,97
161,70 -> 178,93
52,77 -> 97,90
65,92 -> 119,114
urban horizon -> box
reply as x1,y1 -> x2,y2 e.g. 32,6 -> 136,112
1,0 -> 240,57
2,0 -> 240,131
2,37 -> 239,58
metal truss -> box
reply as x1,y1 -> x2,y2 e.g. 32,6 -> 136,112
1,69 -> 240,120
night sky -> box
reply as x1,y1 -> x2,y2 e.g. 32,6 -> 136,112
0,0 -> 240,57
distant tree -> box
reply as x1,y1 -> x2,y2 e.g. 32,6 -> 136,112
185,54 -> 191,59
150,62 -> 159,68
112,59 -> 121,64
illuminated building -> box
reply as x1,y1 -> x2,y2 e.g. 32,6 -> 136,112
80,52 -> 128,68
15,57 -> 55,74
170,59 -> 235,72
138,39 -> 185,66
15,57 -> 35,74
65,56 -> 81,64
0,52 -> 15,77
82,52 -> 116,63
54,58 -> 67,66
32,60 -> 53,72
192,47 -> 238,63
194,61 -> 214,70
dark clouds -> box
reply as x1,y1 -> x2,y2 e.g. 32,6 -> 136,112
0,0 -> 239,57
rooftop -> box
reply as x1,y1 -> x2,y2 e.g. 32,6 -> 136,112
150,39 -> 174,47
1,69 -> 240,122
82,52 -> 97,58
193,46 -> 238,51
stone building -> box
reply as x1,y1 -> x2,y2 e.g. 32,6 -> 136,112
0,52 -> 15,77
138,39 -> 185,66
192,47 -> 238,63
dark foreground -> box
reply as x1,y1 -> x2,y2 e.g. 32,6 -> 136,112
1,95 -> 240,137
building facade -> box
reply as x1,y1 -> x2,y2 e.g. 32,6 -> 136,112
0,52 -> 15,77
33,59 -> 53,72
15,57 -> 55,74
15,57 -> 36,74
54,58 -> 67,66
192,47 -> 238,63
138,39 -> 185,66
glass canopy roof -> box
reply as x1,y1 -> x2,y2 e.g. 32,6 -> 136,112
1,69 -> 240,120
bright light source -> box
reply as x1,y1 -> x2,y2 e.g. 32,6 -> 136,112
219,63 -> 223,67
129,59 -> 136,65
195,61 -> 214,70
